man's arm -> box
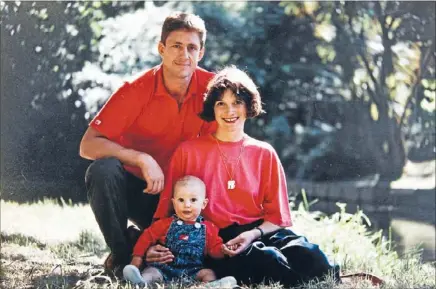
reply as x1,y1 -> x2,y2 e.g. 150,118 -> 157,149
80,126 -> 143,164
152,144 -> 185,219
79,126 -> 164,194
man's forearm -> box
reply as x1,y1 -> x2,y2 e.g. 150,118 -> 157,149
80,134 -> 149,168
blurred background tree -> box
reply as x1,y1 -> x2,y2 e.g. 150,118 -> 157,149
1,1 -> 434,202
1,0 -> 136,200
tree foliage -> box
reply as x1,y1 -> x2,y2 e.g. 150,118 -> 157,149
280,1 -> 435,177
1,1 -> 133,200
1,1 -> 435,202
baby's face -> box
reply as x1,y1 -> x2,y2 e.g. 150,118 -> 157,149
172,184 -> 208,222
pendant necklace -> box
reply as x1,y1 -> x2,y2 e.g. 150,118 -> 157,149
215,135 -> 246,190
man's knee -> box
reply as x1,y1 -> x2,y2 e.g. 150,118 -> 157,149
85,158 -> 126,202
85,157 -> 123,184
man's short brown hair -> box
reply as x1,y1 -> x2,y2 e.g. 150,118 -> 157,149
161,12 -> 207,48
199,66 -> 265,122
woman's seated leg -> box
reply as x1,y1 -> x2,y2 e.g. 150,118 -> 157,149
264,228 -> 340,285
241,241 -> 303,286
207,242 -> 300,286
212,222 -> 303,286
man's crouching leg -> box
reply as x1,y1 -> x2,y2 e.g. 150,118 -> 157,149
85,157 -> 131,272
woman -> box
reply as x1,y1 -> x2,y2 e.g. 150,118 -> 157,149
153,66 -> 340,287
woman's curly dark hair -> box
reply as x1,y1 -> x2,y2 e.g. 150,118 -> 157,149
199,66 -> 265,122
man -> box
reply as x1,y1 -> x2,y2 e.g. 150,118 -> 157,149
79,11 -> 216,275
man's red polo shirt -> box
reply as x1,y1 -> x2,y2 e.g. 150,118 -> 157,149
89,64 -> 216,179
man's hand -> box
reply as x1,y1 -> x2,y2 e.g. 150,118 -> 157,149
137,154 -> 164,194
221,230 -> 258,257
145,244 -> 174,264
130,256 -> 143,268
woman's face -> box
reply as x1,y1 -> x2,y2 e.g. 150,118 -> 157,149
213,89 -> 247,133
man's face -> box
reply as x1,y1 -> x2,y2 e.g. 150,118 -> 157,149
158,29 -> 205,80
172,183 -> 208,222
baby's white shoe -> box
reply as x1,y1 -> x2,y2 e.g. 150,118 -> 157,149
123,264 -> 146,286
204,276 -> 238,288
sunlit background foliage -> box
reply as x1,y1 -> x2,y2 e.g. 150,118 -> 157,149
1,1 -> 434,202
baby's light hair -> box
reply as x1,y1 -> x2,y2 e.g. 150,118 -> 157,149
173,175 -> 206,197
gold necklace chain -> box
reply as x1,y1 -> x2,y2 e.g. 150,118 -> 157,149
214,135 -> 246,190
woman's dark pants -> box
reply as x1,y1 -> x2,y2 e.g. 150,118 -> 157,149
207,221 -> 341,288
85,157 -> 159,267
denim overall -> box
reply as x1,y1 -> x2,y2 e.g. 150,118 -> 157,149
151,216 -> 206,281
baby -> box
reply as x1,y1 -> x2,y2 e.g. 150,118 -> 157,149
123,175 -> 236,287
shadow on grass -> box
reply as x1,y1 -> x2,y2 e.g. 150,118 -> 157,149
32,273 -> 83,289
29,263 -> 121,288
51,231 -> 108,259
1,231 -> 108,259
0,232 -> 47,249
32,267 -> 132,289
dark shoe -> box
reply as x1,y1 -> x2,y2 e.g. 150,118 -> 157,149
103,252 -> 114,273
103,253 -> 124,279
104,225 -> 142,278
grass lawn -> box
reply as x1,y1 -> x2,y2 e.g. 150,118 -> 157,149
1,198 -> 435,289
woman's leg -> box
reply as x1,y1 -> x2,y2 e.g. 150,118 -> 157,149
264,228 -> 340,286
210,220 -> 272,285
205,244 -> 288,286
213,233 -> 335,287
232,241 -> 303,286
211,221 -> 309,286
211,224 -> 338,287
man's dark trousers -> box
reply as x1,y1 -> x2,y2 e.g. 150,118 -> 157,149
85,157 -> 159,267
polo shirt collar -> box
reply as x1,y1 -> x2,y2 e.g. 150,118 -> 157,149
155,64 -> 198,101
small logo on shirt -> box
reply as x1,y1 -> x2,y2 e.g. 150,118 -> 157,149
95,120 -> 101,125
178,234 -> 189,241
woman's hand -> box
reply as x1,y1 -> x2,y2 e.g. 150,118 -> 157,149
222,230 -> 259,257
145,244 -> 174,264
